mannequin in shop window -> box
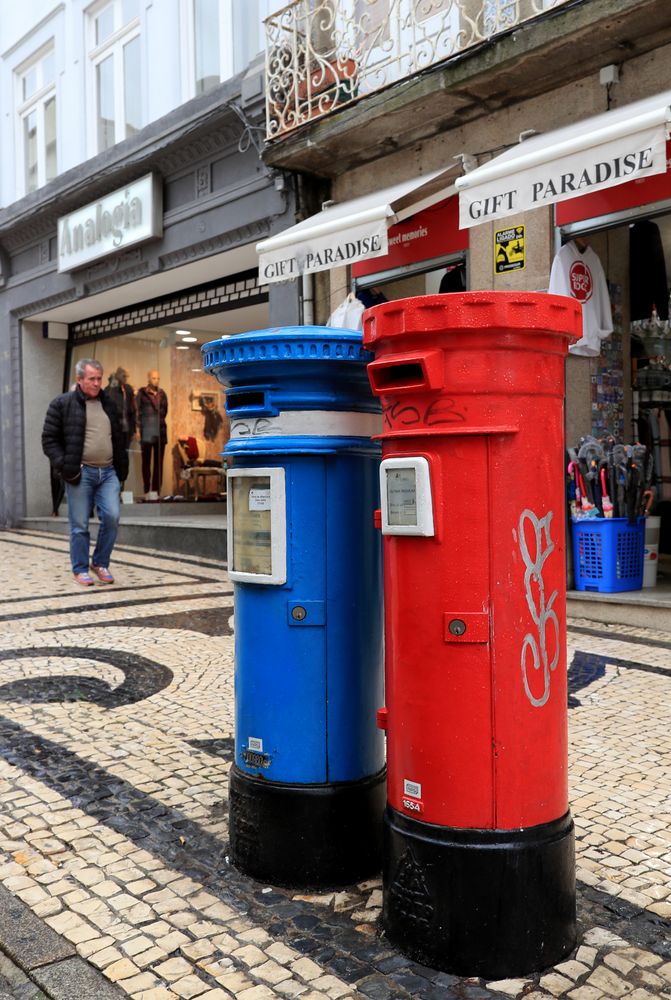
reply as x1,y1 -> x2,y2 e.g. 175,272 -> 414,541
136,370 -> 168,501
106,367 -> 136,472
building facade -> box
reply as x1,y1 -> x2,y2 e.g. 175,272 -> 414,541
258,0 -> 671,462
0,0 -> 299,524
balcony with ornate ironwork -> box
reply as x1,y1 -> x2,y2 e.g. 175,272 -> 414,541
261,0 -> 671,177
264,0 -> 572,141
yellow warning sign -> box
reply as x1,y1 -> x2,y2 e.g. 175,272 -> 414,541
494,225 -> 525,274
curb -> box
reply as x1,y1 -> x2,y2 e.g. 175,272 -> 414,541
0,885 -> 124,1000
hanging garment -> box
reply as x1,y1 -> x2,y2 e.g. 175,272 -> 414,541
548,241 -> 613,356
630,219 -> 669,321
658,409 -> 671,502
201,401 -> 224,441
646,408 -> 664,501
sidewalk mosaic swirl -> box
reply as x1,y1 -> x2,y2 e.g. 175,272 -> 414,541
0,530 -> 669,1000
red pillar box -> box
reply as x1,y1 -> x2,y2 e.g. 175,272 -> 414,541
363,293 -> 581,979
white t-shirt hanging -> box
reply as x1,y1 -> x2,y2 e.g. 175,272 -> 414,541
548,241 -> 613,357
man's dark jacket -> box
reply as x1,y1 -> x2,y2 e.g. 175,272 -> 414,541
42,385 -> 129,485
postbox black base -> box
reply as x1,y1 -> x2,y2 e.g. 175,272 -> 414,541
229,765 -> 386,890
383,806 -> 576,979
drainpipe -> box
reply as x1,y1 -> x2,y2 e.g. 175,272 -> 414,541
302,271 -> 314,327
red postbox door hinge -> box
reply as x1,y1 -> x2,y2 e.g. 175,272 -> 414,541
443,611 -> 490,643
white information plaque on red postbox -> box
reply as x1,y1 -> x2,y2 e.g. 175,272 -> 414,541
380,457 -> 435,536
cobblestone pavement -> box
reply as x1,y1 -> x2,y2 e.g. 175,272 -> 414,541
0,528 -> 670,1000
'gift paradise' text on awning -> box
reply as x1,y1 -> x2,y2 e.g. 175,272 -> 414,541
260,232 -> 386,283
458,127 -> 667,229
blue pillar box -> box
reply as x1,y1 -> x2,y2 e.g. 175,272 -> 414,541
202,327 -> 385,889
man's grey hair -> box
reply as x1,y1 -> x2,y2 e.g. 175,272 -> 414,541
75,358 -> 103,378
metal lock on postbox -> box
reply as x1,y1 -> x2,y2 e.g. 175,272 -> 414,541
363,292 -> 582,979
202,326 -> 385,890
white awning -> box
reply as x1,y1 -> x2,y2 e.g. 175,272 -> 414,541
456,91 -> 671,229
257,166 -> 460,284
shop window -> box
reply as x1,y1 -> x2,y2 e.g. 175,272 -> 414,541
16,44 -> 57,195
86,0 -> 142,153
183,0 -> 263,99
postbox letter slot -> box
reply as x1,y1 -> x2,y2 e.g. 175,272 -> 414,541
371,362 -> 425,391
368,350 -> 444,395
226,389 -> 268,412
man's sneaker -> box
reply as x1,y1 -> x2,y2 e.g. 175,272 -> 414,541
91,565 -> 114,584
74,571 -> 94,587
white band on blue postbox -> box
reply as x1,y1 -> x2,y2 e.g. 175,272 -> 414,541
227,467 -> 287,584
228,410 -> 382,440
380,457 -> 435,536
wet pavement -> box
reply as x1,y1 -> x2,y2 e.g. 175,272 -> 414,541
0,528 -> 670,1000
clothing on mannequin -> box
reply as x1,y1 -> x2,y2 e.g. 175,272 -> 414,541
136,370 -> 168,499
548,239 -> 613,357
106,367 -> 136,454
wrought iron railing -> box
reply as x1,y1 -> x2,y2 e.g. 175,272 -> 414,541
265,0 -> 572,139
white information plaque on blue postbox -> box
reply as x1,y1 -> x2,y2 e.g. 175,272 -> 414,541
380,457 -> 434,536
227,467 -> 287,583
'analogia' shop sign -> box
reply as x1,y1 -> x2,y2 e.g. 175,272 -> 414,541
57,173 -> 163,272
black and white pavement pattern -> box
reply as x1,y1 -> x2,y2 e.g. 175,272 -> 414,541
0,529 -> 669,1000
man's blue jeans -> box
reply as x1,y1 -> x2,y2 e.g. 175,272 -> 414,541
65,465 -> 120,574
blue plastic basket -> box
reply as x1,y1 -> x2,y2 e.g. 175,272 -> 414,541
571,516 -> 645,592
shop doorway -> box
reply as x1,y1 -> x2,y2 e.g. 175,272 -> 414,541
559,208 -> 671,554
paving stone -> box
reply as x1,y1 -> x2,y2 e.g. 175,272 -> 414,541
153,958 -> 194,981
88,946 -> 125,969
106,957 -> 143,981
539,972 -> 575,996
132,989 -> 178,1000
274,982 -> 310,998
0,883 -> 76,969
3,539 -> 671,1000
123,972 -> 164,993
233,945 -> 269,968
485,979 -> 531,996
77,934 -> 116,958
31,956 -> 126,999
291,958 -> 324,981
181,941 -> 216,962
213,971 -> 256,993
122,935 -> 155,957
155,931 -> 191,952
605,954 -> 636,976
236,988 -> 277,1000
254,959 -> 293,984
587,966 -> 634,996
170,974 -> 211,998
567,987 -> 605,1000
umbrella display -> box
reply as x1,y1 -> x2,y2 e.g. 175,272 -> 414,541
567,436 -> 653,523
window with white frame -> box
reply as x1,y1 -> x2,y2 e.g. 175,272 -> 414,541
87,0 -> 142,152
17,45 -> 57,195
185,0 -> 263,98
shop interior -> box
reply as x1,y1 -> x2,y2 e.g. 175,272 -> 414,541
353,253 -> 467,308
353,206 -> 671,592
559,209 -> 671,595
67,306 -> 265,505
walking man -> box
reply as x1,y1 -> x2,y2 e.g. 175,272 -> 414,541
42,359 -> 129,586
